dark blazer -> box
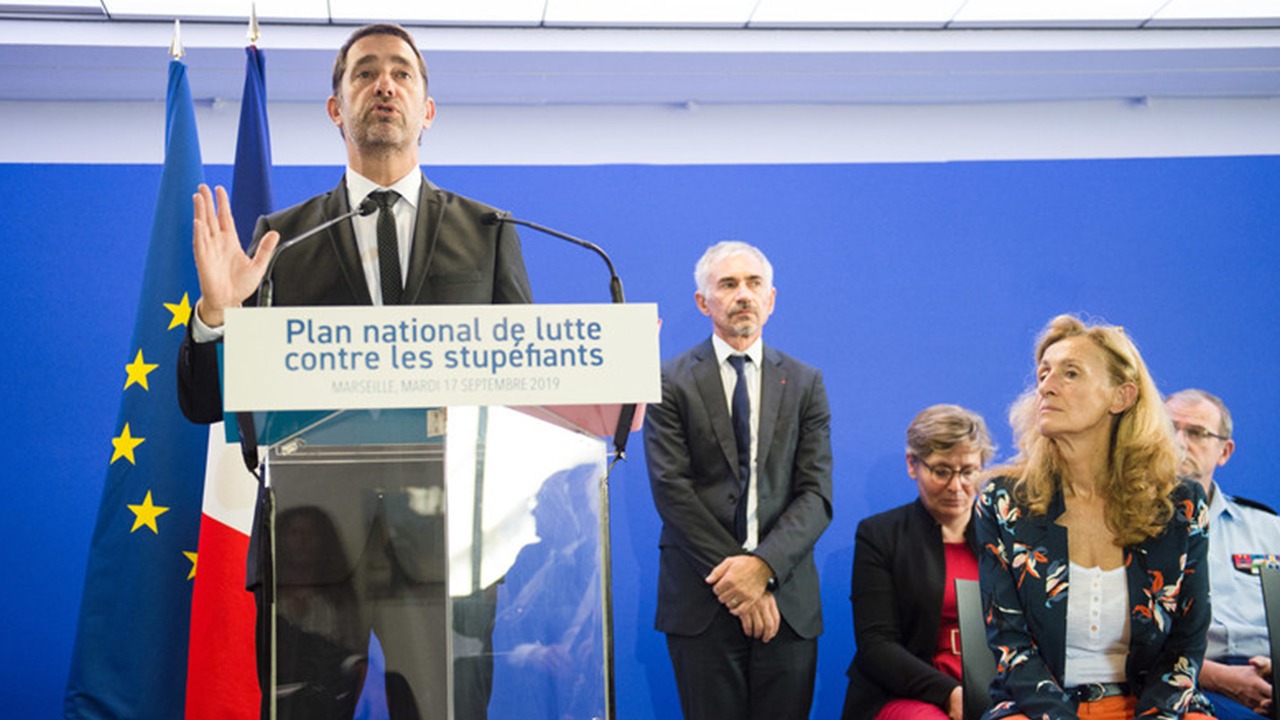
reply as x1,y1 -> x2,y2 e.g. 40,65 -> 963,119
643,338 -> 833,639
975,476 -> 1214,719
177,174 -> 533,423
841,499 -> 979,720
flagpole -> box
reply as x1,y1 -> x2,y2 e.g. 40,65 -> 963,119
169,19 -> 184,60
247,3 -> 260,45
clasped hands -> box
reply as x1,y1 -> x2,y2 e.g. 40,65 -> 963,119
1222,656 -> 1273,714
706,554 -> 779,642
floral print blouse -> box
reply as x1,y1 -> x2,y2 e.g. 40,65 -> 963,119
974,476 -> 1213,719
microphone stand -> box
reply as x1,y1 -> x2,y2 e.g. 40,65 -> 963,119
486,212 -> 625,306
257,198 -> 378,309
485,212 -> 636,455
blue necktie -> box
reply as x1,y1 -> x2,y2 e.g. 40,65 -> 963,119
728,354 -> 751,544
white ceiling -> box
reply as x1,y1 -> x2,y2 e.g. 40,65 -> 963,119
7,0 -> 1280,27
0,2 -> 1278,108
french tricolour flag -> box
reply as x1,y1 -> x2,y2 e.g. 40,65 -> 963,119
185,43 -> 274,720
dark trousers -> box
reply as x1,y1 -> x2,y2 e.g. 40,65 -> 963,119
666,606 -> 817,720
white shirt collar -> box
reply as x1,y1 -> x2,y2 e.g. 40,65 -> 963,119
344,167 -> 422,212
711,334 -> 763,367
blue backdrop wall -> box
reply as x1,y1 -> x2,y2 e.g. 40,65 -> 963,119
3,156 -> 1278,718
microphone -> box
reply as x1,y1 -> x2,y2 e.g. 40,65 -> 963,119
484,211 -> 625,304
257,198 -> 378,307
485,211 -> 637,459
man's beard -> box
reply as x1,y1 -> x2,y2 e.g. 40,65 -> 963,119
348,105 -> 413,153
352,123 -> 404,153
729,318 -> 759,338
728,304 -> 758,337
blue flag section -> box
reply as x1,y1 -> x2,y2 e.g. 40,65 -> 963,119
64,60 -> 209,719
231,45 -> 273,247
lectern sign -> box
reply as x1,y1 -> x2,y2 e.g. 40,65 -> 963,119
222,303 -> 660,411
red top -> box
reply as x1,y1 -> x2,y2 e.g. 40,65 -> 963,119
934,541 -> 979,681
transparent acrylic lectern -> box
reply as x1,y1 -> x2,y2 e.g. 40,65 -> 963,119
258,406 -> 609,720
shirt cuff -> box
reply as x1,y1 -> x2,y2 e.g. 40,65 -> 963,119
191,304 -> 225,343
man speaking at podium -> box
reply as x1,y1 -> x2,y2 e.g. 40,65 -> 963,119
176,23 -> 532,720
179,22 -> 531,417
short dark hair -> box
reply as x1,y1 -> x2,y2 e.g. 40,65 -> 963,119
331,23 -> 429,98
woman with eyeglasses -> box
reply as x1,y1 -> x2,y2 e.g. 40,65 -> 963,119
975,315 -> 1216,720
841,404 -> 996,720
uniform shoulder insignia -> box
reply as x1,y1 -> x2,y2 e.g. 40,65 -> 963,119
1233,495 -> 1279,515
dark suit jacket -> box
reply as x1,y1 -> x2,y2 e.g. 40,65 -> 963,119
841,499 -> 978,720
177,174 -> 533,423
643,337 -> 833,639
975,476 -> 1214,719
175,174 -> 533,593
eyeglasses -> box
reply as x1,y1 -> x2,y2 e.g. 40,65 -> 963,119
913,456 -> 981,484
1172,422 -> 1229,444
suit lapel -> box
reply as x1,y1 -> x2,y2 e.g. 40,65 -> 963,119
404,175 -> 442,303
756,345 -> 784,471
324,178 -> 373,305
691,339 -> 740,479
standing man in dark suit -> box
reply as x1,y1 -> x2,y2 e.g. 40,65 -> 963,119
176,23 -> 532,720
644,240 -> 834,720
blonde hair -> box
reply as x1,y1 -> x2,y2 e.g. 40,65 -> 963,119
990,314 -> 1178,546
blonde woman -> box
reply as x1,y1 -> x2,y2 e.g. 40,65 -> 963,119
975,315 -> 1215,720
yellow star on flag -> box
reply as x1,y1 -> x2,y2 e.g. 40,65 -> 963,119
165,292 -> 192,330
184,551 -> 198,580
127,490 -> 170,534
123,349 -> 159,391
111,423 -> 145,465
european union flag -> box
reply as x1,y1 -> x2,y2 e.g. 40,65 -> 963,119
64,59 -> 209,719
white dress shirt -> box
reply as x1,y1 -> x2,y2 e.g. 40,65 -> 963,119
711,334 -> 762,551
343,168 -> 420,305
